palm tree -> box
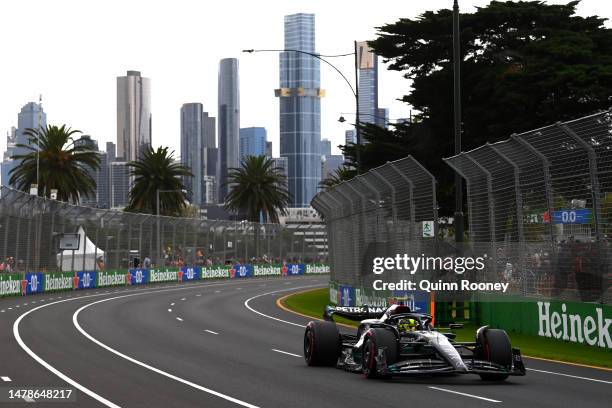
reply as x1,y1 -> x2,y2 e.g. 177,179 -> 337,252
319,165 -> 354,190
9,125 -> 101,202
225,155 -> 291,223
126,146 -> 192,216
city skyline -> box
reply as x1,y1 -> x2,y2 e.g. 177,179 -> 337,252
0,1 -> 608,163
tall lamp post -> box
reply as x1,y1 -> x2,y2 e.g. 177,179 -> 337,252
243,46 -> 362,173
453,0 -> 464,245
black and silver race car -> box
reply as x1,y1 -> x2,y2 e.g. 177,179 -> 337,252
303,304 -> 526,381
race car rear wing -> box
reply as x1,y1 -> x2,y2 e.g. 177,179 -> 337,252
323,305 -> 386,322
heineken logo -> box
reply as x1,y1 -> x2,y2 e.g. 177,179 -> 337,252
538,302 -> 611,349
253,265 -> 280,276
44,274 -> 72,291
149,269 -> 178,283
98,272 -> 126,287
306,264 -> 329,274
0,278 -> 20,296
201,267 -> 229,279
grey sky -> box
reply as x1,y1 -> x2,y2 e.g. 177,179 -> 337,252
0,0 -> 608,157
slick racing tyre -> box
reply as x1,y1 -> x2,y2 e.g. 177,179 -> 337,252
477,328 -> 512,381
304,321 -> 340,366
362,328 -> 398,379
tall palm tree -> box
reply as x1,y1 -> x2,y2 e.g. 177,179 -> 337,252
126,146 -> 192,216
9,125 -> 100,202
225,155 -> 291,223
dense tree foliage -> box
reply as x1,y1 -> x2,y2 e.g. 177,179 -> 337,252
343,1 -> 612,214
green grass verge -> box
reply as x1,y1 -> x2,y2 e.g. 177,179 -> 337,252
282,288 -> 612,369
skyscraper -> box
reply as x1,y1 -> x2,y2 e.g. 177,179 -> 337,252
218,58 -> 240,203
116,70 -> 151,161
1,102 -> 47,187
239,127 -> 266,160
357,41 -> 378,127
74,135 -> 109,208
320,138 -> 332,157
110,161 -> 131,209
265,141 -> 273,158
278,13 -> 323,207
180,103 -> 216,207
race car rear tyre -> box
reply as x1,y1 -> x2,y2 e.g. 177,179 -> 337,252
477,329 -> 512,381
304,321 -> 340,366
362,328 -> 398,379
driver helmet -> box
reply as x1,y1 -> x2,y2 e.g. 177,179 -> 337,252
398,318 -> 418,333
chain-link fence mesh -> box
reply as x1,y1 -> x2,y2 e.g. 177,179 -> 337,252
445,111 -> 612,304
0,186 -> 326,273
312,156 -> 441,288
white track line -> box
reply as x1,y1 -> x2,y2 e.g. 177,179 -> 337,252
176,317 -> 183,322
73,292 -> 261,408
168,309 -> 172,312
271,349 -> 301,358
13,279 -> 270,408
526,368 -> 612,384
204,330 -> 219,335
428,386 -> 501,403
243,285 -> 321,328
1,376 -> 11,382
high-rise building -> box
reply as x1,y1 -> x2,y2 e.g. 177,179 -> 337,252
271,157 -> 289,181
106,142 -> 116,163
265,141 -> 273,158
1,102 -> 47,188
345,129 -> 356,146
239,127 -> 266,160
74,135 -> 110,208
180,103 -> 216,207
357,41 -> 378,127
278,13 -> 323,207
117,70 -> 151,161
110,161 -> 131,209
320,138 -> 332,157
322,154 -> 344,179
377,107 -> 389,128
218,58 -> 240,203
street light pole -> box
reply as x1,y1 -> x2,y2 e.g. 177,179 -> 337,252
453,0 -> 464,244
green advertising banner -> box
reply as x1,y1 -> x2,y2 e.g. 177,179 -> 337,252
44,272 -> 74,292
478,300 -> 612,350
97,270 -> 128,287
253,264 -> 282,277
149,268 -> 180,283
0,273 -> 22,297
305,264 -> 330,274
201,265 -> 231,279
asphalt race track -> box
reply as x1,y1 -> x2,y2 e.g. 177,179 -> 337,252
0,275 -> 610,407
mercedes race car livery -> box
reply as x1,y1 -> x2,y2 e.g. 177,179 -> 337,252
303,304 -> 526,381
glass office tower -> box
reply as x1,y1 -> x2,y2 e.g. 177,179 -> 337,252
357,41 -> 378,126
218,58 -> 240,203
278,13 -> 323,208
116,70 -> 152,161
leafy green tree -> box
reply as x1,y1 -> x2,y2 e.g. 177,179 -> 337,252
225,155 -> 291,223
9,125 -> 100,202
126,146 -> 192,216
343,1 -> 612,214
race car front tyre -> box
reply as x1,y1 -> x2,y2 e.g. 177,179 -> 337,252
477,328 -> 512,381
362,328 -> 398,379
304,321 -> 340,366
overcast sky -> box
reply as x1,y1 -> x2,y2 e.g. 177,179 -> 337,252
0,0 -> 609,158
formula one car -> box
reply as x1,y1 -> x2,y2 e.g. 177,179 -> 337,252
303,304 -> 526,381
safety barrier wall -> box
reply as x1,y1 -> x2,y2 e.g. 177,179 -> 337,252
328,281 -> 431,314
0,263 -> 330,298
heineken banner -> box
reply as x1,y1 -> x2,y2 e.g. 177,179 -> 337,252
44,272 -> 73,292
201,265 -> 230,279
0,273 -> 21,297
230,264 -> 252,279
23,272 -> 44,295
149,268 -> 180,283
128,268 -> 149,285
478,299 -> 612,349
305,264 -> 330,274
180,267 -> 201,281
97,270 -> 127,287
77,271 -> 97,289
253,264 -> 282,277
